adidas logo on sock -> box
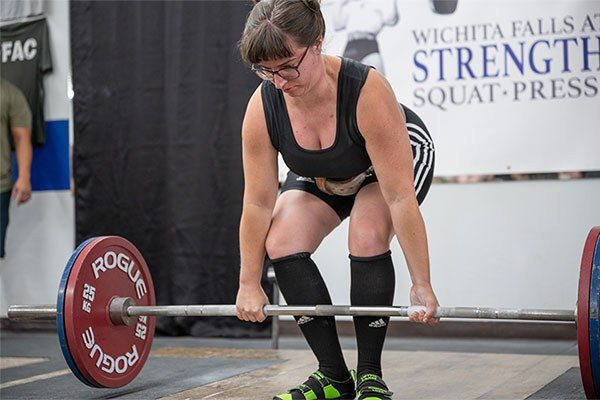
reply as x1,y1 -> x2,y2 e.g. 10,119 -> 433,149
368,318 -> 387,328
297,316 -> 314,325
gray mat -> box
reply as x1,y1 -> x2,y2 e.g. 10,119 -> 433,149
527,367 -> 586,400
1,357 -> 279,399
2,358 -> 68,382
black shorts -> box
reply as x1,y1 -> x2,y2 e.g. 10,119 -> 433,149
280,172 -> 379,220
280,105 -> 435,220
281,168 -> 432,221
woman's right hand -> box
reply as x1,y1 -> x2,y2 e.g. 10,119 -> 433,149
235,283 -> 269,322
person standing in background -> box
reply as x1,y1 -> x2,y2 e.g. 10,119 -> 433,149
0,78 -> 33,258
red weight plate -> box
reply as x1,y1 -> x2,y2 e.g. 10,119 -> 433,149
578,227 -> 600,400
63,236 -> 156,388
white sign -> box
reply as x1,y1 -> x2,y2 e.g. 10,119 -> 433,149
322,0 -> 600,175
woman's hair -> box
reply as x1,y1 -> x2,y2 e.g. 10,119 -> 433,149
238,0 -> 326,66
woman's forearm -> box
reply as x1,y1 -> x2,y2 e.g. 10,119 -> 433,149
388,198 -> 431,286
239,203 -> 273,286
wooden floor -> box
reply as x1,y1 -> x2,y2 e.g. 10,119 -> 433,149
0,332 -> 584,399
159,348 -> 579,399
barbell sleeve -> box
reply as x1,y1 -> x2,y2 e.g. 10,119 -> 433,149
8,305 -> 58,320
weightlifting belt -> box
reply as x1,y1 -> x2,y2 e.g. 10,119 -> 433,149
315,166 -> 374,196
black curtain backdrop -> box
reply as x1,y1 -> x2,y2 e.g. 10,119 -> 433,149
71,1 -> 271,337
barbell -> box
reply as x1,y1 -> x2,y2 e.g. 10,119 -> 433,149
6,228 -> 600,398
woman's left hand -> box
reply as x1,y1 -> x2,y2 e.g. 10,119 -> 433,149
409,283 -> 440,325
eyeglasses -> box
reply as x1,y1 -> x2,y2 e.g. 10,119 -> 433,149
251,45 -> 311,81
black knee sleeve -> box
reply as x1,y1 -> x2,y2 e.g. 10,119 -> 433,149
270,252 -> 333,306
350,250 -> 395,377
350,251 -> 395,306
270,252 -> 350,381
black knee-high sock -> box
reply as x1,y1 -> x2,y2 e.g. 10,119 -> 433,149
350,251 -> 395,377
271,252 -> 350,381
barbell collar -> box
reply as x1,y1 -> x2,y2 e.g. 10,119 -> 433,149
108,296 -> 137,326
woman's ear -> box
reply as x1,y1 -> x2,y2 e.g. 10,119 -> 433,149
314,38 -> 324,54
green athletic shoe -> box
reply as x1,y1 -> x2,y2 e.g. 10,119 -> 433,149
355,372 -> 393,400
273,370 -> 356,400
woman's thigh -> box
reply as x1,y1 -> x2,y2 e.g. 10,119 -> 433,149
348,183 -> 395,257
266,190 -> 341,259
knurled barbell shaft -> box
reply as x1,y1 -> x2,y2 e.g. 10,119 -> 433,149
7,302 -> 576,322
127,305 -> 575,321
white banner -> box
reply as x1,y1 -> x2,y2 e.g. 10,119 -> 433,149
322,0 -> 600,175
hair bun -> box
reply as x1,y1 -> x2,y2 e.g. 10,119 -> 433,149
300,0 -> 320,13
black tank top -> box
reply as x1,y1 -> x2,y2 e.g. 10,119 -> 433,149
261,57 -> 372,180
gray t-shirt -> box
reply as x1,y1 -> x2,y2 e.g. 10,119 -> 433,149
1,78 -> 32,192
0,17 -> 52,146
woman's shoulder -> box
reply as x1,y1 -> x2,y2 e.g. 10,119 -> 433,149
336,56 -> 374,82
360,66 -> 393,102
243,85 -> 268,129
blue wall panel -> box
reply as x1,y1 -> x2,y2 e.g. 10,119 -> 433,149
12,119 -> 70,191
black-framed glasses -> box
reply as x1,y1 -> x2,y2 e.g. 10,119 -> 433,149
251,45 -> 311,81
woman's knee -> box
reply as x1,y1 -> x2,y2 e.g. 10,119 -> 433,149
348,219 -> 392,257
265,229 -> 315,260
265,232 -> 292,259
266,196 -> 339,259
